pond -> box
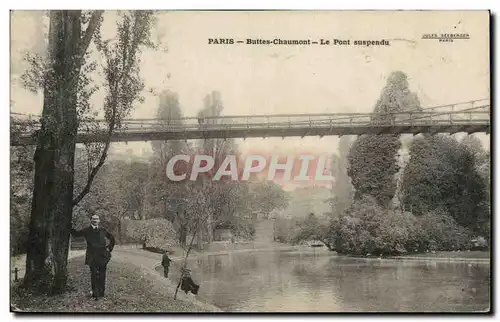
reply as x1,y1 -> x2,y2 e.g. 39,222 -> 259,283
163,248 -> 490,312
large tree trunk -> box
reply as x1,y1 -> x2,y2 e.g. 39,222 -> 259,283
24,11 -> 82,294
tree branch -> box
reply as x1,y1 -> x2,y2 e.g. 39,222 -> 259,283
77,10 -> 103,64
72,109 -> 116,206
174,207 -> 218,300
73,12 -> 150,207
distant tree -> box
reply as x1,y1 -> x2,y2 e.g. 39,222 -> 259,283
401,135 -> 489,236
328,195 -> 470,256
74,157 -> 151,242
171,179 -> 229,300
348,135 -> 401,207
125,218 -> 178,251
330,136 -> 355,214
193,91 -> 239,242
348,71 -> 421,208
372,71 -> 423,121
147,90 -> 189,221
151,90 -> 187,172
290,213 -> 334,250
248,180 -> 289,218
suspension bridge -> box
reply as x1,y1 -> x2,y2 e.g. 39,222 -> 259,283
10,98 -> 490,146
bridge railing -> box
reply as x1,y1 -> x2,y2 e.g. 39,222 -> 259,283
11,107 -> 490,138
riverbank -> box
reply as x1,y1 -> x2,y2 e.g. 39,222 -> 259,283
11,255 -> 219,313
344,250 -> 490,263
388,251 -> 490,263
147,244 -> 302,269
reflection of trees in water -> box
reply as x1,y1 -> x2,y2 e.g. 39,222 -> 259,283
311,258 -> 491,312
180,252 -> 490,312
460,263 -> 490,310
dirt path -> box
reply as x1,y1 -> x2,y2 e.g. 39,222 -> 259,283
10,245 -> 141,281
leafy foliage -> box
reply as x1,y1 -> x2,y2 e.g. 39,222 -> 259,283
74,10 -> 157,206
145,90 -> 288,247
123,218 -> 178,251
289,213 -> 333,250
10,135 -> 36,255
347,71 -> 421,208
17,11 -> 158,294
329,136 -> 355,214
401,135 -> 489,236
418,210 -> 473,251
247,180 -> 289,218
329,196 -> 473,256
73,156 -> 151,241
372,71 -> 423,123
348,134 -> 401,207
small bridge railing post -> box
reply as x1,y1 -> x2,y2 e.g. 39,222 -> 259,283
409,113 -> 413,126
309,116 -> 312,128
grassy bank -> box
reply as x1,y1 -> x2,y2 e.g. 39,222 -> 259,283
343,250 -> 491,262
401,251 -> 490,259
390,250 -> 490,261
11,256 -> 211,313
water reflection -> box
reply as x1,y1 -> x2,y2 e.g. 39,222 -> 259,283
166,249 -> 490,312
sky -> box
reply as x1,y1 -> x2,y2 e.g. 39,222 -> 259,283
10,10 -> 491,189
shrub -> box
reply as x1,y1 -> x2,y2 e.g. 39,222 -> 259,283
329,196 -> 475,256
10,204 -> 30,256
417,210 -> 473,251
122,218 -> 178,252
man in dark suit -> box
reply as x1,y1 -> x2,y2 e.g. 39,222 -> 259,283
71,215 -> 115,300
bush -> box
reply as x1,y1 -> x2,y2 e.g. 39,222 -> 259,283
417,210 -> 473,251
329,196 -> 475,256
331,196 -> 391,256
274,217 -> 297,243
288,213 -> 334,249
122,218 -> 178,252
10,205 -> 30,256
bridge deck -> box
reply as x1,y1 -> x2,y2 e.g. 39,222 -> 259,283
10,103 -> 491,146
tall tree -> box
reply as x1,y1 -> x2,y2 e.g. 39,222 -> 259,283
23,11 -> 104,293
330,136 -> 355,214
22,10 -> 155,293
348,71 -> 421,208
147,90 -> 188,221
248,180 -> 289,218
151,90 -> 187,172
401,135 -> 489,235
195,91 -> 239,242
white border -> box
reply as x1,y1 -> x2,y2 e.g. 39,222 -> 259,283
3,1 -> 498,322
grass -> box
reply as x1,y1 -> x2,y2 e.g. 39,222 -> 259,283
11,256 -> 210,313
